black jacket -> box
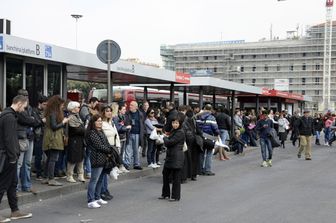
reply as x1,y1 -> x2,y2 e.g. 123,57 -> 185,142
0,107 -> 20,162
297,116 -> 314,136
17,105 -> 40,140
163,128 -> 185,169
86,129 -> 112,168
313,118 -> 323,132
216,112 -> 231,130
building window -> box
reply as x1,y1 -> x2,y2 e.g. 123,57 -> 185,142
252,79 -> 256,85
241,55 -> 244,59
240,66 -> 244,72
264,65 -> 268,71
204,56 -> 209,60
315,77 -> 319,84
277,64 -> 280,71
214,56 -> 217,60
252,65 -> 256,72
302,53 -> 306,57
290,65 -> 294,71
302,78 -> 306,85
48,64 -> 61,97
289,78 -> 293,83
214,67 -> 217,72
240,79 -> 244,83
289,90 -> 293,93
317,52 -> 321,56
253,55 -> 256,59
264,79 -> 267,84
302,63 -> 306,70
315,64 -> 320,70
6,58 -> 23,107
315,90 -> 319,95
278,54 -> 281,58
302,90 -> 305,95
265,54 -> 267,58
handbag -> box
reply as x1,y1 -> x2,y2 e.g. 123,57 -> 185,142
0,150 -> 7,174
202,133 -> 217,150
182,142 -> 188,152
149,128 -> 159,140
18,139 -> 29,152
156,134 -> 164,145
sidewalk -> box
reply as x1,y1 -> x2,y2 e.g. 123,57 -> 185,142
0,146 -> 260,210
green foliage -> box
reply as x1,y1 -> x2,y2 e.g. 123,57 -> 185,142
67,80 -> 106,99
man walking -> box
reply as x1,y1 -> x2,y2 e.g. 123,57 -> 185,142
297,110 -> 314,160
0,95 -> 33,222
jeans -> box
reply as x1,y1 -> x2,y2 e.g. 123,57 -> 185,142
45,150 -> 60,179
17,139 -> 34,191
101,173 -> 109,194
84,147 -> 92,177
55,150 -> 66,175
147,137 -> 156,165
324,127 -> 331,144
120,140 -> 127,164
260,137 -> 272,161
87,167 -> 104,203
34,137 -> 44,178
315,131 -> 320,140
219,129 -> 230,145
124,134 -> 140,167
200,149 -> 213,173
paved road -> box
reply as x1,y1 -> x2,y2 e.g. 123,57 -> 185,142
1,143 -> 336,223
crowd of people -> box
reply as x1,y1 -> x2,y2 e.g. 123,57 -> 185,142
1,89 -> 335,221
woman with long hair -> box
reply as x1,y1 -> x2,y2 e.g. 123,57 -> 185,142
145,107 -> 161,168
86,114 -> 115,208
42,95 -> 69,186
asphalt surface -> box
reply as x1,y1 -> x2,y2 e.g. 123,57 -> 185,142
1,143 -> 336,223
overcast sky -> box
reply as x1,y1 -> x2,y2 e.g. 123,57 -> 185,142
1,0 -> 331,64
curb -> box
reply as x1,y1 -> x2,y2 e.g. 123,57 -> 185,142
0,167 -> 161,210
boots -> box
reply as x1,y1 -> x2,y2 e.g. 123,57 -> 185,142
78,174 -> 86,182
316,139 -> 321,145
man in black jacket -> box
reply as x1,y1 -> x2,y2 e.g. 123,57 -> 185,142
164,102 -> 178,133
297,110 -> 314,160
0,95 -> 33,221
16,89 -> 40,194
215,107 -> 231,145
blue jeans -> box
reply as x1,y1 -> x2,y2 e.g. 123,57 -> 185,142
55,150 -> 66,174
101,173 -> 109,194
315,131 -> 320,140
260,137 -> 272,161
324,127 -> 331,143
87,167 -> 104,203
124,134 -> 140,167
200,149 -> 213,173
219,129 -> 229,145
147,137 -> 156,165
84,147 -> 92,177
17,139 -> 34,191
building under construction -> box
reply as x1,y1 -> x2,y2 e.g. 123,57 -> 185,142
161,21 -> 336,111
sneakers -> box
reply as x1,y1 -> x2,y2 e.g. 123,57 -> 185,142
110,167 -> 119,180
267,160 -> 272,167
48,179 -> 63,186
119,165 -> 130,173
148,163 -> 155,168
261,161 -> 268,167
10,211 -> 32,220
66,176 -> 76,183
22,187 -> 38,195
153,163 -> 160,168
96,199 -> 108,205
0,215 -> 11,223
297,153 -> 301,159
115,167 -> 123,174
88,201 -> 101,209
133,166 -> 143,170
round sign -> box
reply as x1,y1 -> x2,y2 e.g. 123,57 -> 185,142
96,40 -> 121,64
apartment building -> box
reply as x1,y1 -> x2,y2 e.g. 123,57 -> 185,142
161,22 -> 336,111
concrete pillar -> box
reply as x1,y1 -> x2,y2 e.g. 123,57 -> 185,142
212,89 -> 216,108
144,86 -> 148,102
183,86 -> 187,105
231,90 -> 235,137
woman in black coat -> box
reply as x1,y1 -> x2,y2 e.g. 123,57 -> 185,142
159,115 -> 185,202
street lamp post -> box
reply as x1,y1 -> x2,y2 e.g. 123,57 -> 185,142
71,14 -> 83,49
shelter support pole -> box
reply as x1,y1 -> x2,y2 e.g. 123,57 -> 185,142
183,86 -> 187,105
231,90 -> 235,137
199,86 -> 204,109
170,83 -> 175,102
256,95 -> 260,117
227,97 -> 230,110
212,89 -> 216,108
267,97 -> 271,111
144,86 -> 148,102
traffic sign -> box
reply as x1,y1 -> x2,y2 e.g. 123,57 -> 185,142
96,40 -> 121,64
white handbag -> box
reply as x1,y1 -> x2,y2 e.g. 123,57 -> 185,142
149,128 -> 159,140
